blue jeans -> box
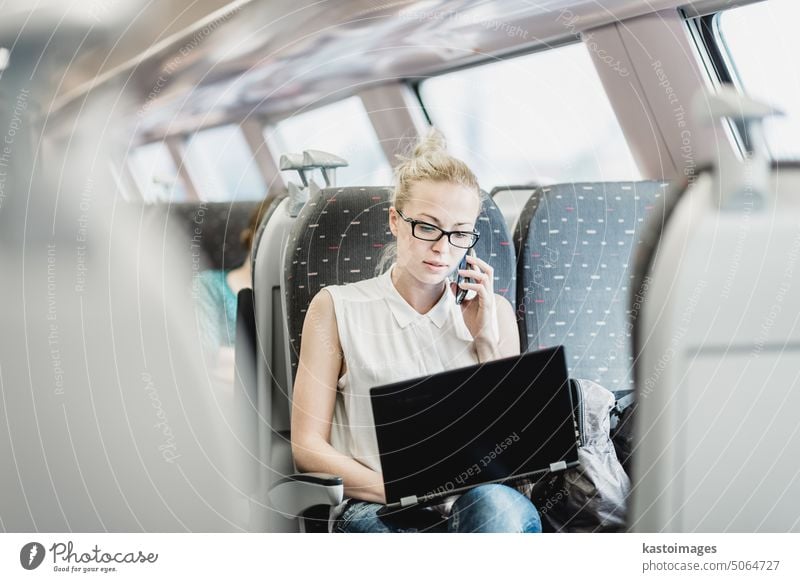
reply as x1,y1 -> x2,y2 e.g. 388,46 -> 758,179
333,484 -> 542,533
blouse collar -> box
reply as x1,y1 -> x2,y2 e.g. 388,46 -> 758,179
379,264 -> 451,329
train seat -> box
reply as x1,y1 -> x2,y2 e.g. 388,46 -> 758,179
629,90 -> 800,532
244,151 -> 349,531
514,181 -> 668,397
270,185 -> 516,531
0,192 -> 250,531
630,162 -> 800,531
245,186 -> 314,531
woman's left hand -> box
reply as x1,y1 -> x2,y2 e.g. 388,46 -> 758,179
451,253 -> 500,346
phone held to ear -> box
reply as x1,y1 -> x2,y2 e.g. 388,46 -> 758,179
455,248 -> 476,305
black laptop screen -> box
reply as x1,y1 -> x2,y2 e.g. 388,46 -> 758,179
370,346 -> 578,504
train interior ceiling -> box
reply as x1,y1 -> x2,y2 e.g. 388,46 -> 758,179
1,0 -> 799,532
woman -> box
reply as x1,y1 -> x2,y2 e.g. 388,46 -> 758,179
291,131 -> 541,533
195,194 -> 277,382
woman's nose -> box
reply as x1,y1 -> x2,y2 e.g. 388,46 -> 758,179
431,235 -> 450,254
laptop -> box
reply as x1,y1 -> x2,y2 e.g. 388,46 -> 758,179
370,345 -> 579,511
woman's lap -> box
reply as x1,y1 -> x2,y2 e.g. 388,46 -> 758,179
334,484 -> 541,533
449,483 -> 542,533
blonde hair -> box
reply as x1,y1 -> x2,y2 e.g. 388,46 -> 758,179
392,129 -> 480,211
376,130 -> 482,274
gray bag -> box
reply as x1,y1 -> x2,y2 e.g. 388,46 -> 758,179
531,379 -> 630,532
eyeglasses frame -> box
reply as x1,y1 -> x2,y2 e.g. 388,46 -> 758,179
395,209 -> 480,249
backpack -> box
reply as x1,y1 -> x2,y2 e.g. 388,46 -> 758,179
530,379 -> 630,532
609,391 -> 636,477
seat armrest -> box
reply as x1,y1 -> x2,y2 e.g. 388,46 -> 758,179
268,473 -> 344,518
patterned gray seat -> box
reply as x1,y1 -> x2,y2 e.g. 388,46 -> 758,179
282,187 -> 517,387
514,181 -> 669,395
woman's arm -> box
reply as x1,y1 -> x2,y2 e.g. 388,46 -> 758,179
473,294 -> 521,361
496,295 -> 521,357
290,289 -> 386,504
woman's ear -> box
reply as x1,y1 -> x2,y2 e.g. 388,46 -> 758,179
388,206 -> 398,237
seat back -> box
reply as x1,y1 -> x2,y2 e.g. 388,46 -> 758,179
0,195 -> 249,532
282,187 -> 517,389
250,191 -> 288,277
629,163 -> 800,532
282,186 -> 394,390
249,195 -> 304,532
0,45 -> 248,532
514,181 -> 668,394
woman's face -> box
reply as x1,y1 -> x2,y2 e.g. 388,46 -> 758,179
389,180 -> 481,286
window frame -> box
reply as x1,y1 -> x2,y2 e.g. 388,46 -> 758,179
685,1 -> 797,160
685,11 -> 751,155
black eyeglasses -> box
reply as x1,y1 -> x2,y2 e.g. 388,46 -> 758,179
396,209 -> 480,249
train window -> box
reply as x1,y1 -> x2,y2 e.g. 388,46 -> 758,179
418,42 -> 640,186
718,0 -> 800,159
127,141 -> 189,202
266,96 -> 392,186
184,124 -> 266,201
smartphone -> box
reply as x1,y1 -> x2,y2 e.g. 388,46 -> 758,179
455,248 -> 476,304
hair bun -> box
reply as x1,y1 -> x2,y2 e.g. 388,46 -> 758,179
412,128 -> 447,158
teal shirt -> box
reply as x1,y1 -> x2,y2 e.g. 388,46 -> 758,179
196,270 -> 238,350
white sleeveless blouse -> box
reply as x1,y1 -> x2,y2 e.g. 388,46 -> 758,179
322,264 -> 479,474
